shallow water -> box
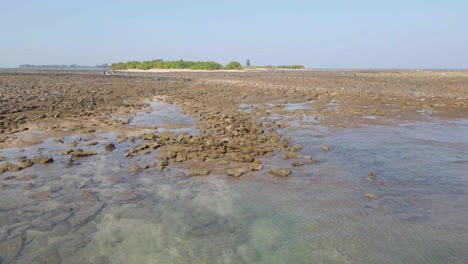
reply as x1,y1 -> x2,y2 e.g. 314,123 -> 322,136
1,102 -> 467,263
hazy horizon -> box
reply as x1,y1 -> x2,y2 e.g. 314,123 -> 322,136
1,0 -> 467,69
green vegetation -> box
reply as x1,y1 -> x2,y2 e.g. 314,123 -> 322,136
224,61 -> 243,70
110,59 -> 304,71
111,59 -> 244,71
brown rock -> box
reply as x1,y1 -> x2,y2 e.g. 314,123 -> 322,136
291,144 -> 302,152
130,164 -> 141,172
321,145 -> 329,152
188,169 -> 210,176
283,152 -> 299,159
366,193 -> 377,199
247,163 -> 263,171
32,156 -> 54,164
268,168 -> 291,177
227,168 -> 246,177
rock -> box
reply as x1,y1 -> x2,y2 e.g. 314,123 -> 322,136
20,159 -> 34,168
366,193 -> 377,199
232,154 -> 254,163
114,192 -> 139,203
34,191 -> 51,200
70,149 -> 97,158
291,161 -> 304,167
0,156 -> 5,162
22,183 -> 34,190
104,142 -> 115,152
321,145 -> 329,151
247,163 -> 263,171
369,170 -> 376,177
0,162 -> 22,173
283,151 -> 299,159
0,236 -> 23,263
85,141 -> 98,146
4,175 -> 15,180
116,134 -> 128,143
32,156 -> 54,164
227,168 -> 245,177
16,175 -> 36,181
291,144 -> 302,152
188,169 -> 210,176
304,155 -> 313,160
268,168 -> 291,177
130,164 -> 141,172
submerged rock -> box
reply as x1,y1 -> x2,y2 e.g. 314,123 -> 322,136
34,191 -> 51,200
22,183 -> 34,190
0,236 -> 23,263
227,168 -> 246,177
366,193 -> 377,199
104,142 -> 115,152
321,145 -> 329,151
268,168 -> 291,177
16,174 -> 36,181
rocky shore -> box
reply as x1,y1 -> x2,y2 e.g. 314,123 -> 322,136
1,70 -> 467,176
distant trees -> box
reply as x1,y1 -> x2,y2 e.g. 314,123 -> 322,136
246,59 -> 250,67
111,60 -> 244,71
224,61 -> 243,70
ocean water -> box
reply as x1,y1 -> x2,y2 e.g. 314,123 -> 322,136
0,103 -> 467,264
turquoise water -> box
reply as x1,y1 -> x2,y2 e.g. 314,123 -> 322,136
0,103 -> 467,263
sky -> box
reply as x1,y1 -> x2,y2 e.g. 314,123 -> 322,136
1,0 -> 467,69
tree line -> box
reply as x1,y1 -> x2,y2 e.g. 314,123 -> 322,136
111,60 -> 242,70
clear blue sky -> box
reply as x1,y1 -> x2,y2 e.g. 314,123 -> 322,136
1,0 -> 467,69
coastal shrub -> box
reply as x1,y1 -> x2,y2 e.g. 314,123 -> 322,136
224,61 -> 243,70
